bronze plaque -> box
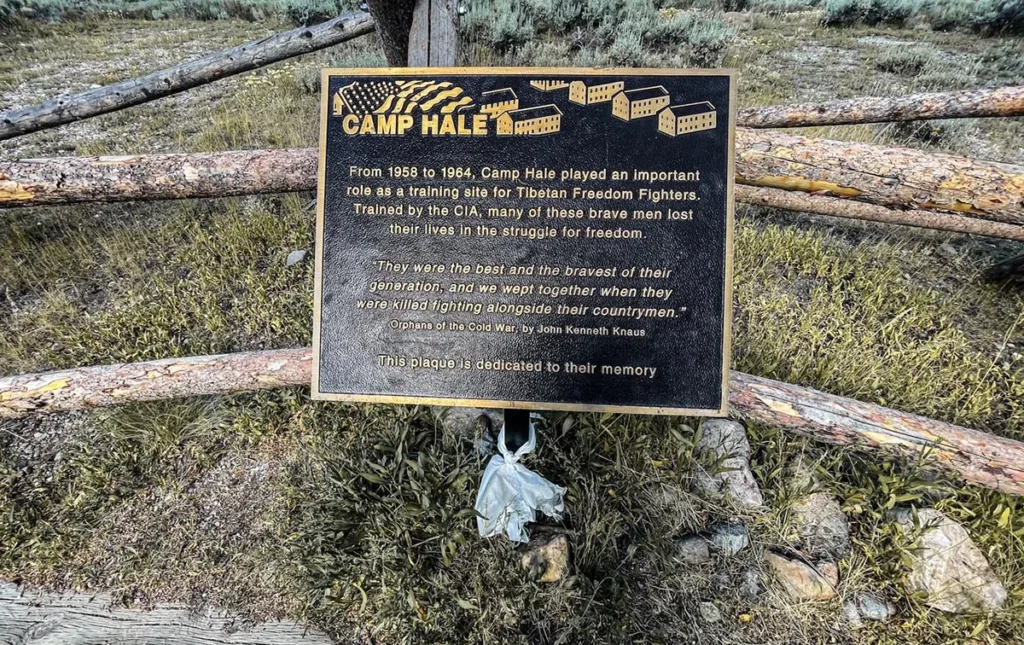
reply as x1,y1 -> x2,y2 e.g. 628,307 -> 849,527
312,68 -> 735,415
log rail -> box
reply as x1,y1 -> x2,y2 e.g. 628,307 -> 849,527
737,86 -> 1024,129
2,349 -> 1023,496
3,132 -> 1023,237
0,12 -> 375,142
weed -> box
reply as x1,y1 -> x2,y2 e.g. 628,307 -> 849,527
820,0 -> 1024,35
874,46 -> 933,75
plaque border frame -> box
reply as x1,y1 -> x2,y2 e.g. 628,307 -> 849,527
312,67 -> 736,416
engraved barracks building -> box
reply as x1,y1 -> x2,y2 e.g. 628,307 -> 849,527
530,79 -> 569,91
612,86 -> 670,121
479,88 -> 518,118
568,80 -> 625,105
496,105 -> 562,136
658,101 -> 718,136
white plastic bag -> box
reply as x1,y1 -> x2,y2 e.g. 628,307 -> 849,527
475,422 -> 566,543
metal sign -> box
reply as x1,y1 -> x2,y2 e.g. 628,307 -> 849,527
313,68 -> 736,415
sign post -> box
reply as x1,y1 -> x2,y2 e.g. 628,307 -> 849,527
312,68 -> 736,419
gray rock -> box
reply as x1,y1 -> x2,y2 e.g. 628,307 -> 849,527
842,599 -> 864,629
712,572 -> 732,591
709,523 -> 749,556
765,552 -> 838,601
435,407 -> 503,437
856,593 -> 896,622
692,419 -> 764,511
791,492 -> 850,558
889,508 -> 1006,613
937,242 -> 958,259
698,601 -> 722,623
286,249 -> 308,266
673,535 -> 711,565
739,569 -> 762,600
843,593 -> 896,628
786,459 -> 850,558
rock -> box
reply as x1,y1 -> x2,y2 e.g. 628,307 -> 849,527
286,249 -> 308,266
698,601 -> 722,623
842,599 -> 864,629
673,535 -> 711,565
843,592 -> 896,628
856,593 -> 896,622
692,419 -> 764,511
889,508 -> 1006,613
435,407 -> 503,437
521,534 -> 569,583
790,493 -> 850,559
937,242 -> 958,259
709,523 -> 748,556
765,552 -> 838,601
786,459 -> 850,559
739,569 -> 762,600
712,572 -> 731,591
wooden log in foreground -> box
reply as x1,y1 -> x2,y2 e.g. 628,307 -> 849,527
3,132 -> 1022,225
0,12 -> 374,142
2,349 -> 1023,496
738,85 -> 1024,129
0,582 -> 331,645
736,185 -> 1024,241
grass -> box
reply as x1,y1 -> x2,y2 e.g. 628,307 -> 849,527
1,7 -> 1024,645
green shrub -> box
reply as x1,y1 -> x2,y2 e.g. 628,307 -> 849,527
874,46 -> 933,75
462,0 -> 734,67
820,0 -> 1024,34
820,0 -> 863,26
862,0 -> 916,25
747,0 -> 820,14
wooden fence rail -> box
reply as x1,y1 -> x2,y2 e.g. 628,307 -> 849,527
734,186 -> 1024,241
3,131 -> 1022,227
0,12 -> 375,142
737,85 -> 1024,129
2,348 -> 1023,496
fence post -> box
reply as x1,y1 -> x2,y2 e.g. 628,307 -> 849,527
408,0 -> 459,66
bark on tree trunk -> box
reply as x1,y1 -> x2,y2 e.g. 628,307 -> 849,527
365,0 -> 417,66
4,133 -> 1023,227
3,349 -> 1024,496
738,85 -> 1024,129
0,12 -> 375,142
736,185 -> 1024,241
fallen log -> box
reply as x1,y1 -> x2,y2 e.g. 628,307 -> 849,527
2,349 -> 1023,496
3,134 -> 1023,228
0,582 -> 331,645
736,185 -> 1024,241
738,85 -> 1024,129
0,12 -> 375,142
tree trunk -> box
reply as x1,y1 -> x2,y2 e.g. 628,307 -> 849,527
4,133 -> 1023,227
365,0 -> 417,66
3,349 -> 1024,496
0,12 -> 375,142
738,85 -> 1024,129
736,185 -> 1024,241
0,583 -> 331,645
